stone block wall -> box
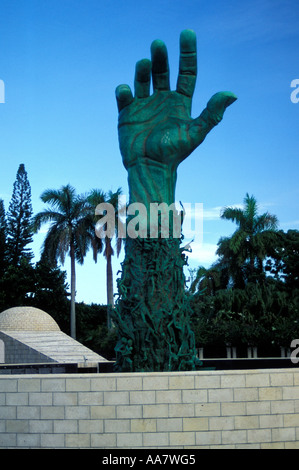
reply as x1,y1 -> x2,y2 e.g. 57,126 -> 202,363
0,368 -> 299,449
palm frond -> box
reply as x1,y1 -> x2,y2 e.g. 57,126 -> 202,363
255,212 -> 278,232
31,210 -> 65,232
243,193 -> 258,221
220,207 -> 245,227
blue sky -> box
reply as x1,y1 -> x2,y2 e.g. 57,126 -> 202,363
0,0 -> 298,304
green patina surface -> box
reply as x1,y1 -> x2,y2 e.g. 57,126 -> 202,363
113,229 -> 201,372
113,30 -> 236,371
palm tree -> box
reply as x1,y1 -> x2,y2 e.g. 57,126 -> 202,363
217,193 -> 279,285
216,235 -> 247,289
32,185 -> 90,339
190,264 -> 221,296
87,188 -> 124,328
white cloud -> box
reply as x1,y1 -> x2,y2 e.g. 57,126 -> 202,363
184,241 -> 218,266
203,206 -> 222,220
202,204 -> 243,221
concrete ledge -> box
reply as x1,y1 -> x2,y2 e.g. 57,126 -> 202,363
0,368 -> 299,448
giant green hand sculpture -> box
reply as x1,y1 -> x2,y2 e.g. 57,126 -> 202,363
116,29 -> 237,210
113,30 -> 237,372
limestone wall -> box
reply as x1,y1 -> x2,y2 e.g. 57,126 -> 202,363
0,368 -> 299,449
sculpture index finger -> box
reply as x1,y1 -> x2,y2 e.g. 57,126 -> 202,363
176,29 -> 197,98
151,39 -> 170,92
134,59 -> 152,98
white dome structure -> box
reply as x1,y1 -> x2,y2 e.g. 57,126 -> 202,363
0,306 -> 108,366
0,306 -> 60,332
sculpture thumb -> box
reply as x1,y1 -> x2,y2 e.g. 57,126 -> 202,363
190,91 -> 237,149
206,91 -> 237,124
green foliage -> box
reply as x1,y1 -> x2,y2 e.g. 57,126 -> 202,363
189,264 -> 227,295
32,184 -> 93,339
0,257 -> 69,321
30,260 -> 70,331
86,188 -> 124,323
0,199 -> 7,276
190,196 -> 299,355
217,193 -> 279,287
0,258 -> 35,310
32,185 -> 91,267
265,229 -> 299,290
73,302 -> 117,360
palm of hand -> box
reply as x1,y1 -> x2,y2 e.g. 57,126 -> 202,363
118,89 -> 195,169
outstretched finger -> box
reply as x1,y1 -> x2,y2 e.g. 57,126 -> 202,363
115,84 -> 134,112
134,59 -> 152,98
176,29 -> 197,98
151,39 -> 170,92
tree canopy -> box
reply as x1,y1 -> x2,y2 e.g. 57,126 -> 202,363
190,194 -> 299,356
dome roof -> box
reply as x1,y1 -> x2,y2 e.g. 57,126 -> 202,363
0,306 -> 61,332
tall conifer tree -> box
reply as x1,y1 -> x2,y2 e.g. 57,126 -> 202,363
0,199 -> 7,275
6,164 -> 33,266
